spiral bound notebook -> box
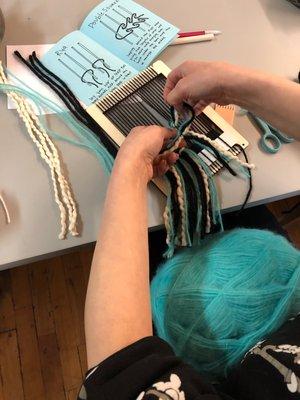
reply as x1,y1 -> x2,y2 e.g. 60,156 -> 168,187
42,0 -> 179,105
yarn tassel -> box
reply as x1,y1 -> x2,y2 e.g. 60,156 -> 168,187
162,106 -> 253,257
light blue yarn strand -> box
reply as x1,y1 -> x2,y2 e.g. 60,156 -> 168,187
0,82 -> 113,173
1,70 -> 114,173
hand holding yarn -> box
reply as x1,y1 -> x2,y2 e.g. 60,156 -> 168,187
164,60 -> 235,114
163,60 -> 257,115
117,125 -> 179,181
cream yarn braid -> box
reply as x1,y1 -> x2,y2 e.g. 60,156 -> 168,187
0,62 -> 78,239
0,193 -> 11,224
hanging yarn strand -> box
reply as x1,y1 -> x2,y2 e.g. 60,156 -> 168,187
0,62 -> 78,239
162,106 -> 254,257
14,50 -> 118,158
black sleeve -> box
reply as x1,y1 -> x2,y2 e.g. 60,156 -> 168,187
226,314 -> 300,400
77,336 -> 231,400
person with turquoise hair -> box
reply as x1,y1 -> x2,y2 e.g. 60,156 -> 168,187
78,62 -> 300,400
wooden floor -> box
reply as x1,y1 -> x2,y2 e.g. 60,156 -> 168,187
0,248 -> 94,400
0,197 -> 299,400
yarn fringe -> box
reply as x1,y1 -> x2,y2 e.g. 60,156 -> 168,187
163,106 -> 254,258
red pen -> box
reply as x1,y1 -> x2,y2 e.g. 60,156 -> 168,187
178,30 -> 221,38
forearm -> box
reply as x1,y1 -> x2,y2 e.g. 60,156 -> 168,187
227,68 -> 300,139
85,157 -> 152,368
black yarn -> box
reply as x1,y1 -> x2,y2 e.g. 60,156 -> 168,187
29,54 -> 91,126
32,52 -> 84,107
180,150 -> 209,239
235,144 -> 253,214
185,136 -> 237,177
165,170 -> 181,241
14,51 -> 86,124
176,158 -> 199,243
14,50 -> 118,158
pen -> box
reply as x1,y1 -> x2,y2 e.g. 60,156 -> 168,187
178,30 -> 221,38
171,33 -> 215,45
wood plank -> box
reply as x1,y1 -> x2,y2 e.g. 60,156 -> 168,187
48,257 -> 78,349
62,253 -> 86,346
79,247 -> 94,289
10,265 -> 32,310
66,388 -> 80,400
60,348 -> 83,392
286,220 -> 300,249
268,195 -> 300,249
47,257 -> 83,391
77,343 -> 88,377
0,374 -> 4,400
30,260 -> 55,337
0,270 -> 15,332
0,330 -> 24,400
15,306 -> 45,400
38,333 -> 66,400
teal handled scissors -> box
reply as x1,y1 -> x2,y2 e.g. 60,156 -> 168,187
248,113 -> 294,154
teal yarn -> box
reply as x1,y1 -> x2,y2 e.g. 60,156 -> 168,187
151,228 -> 300,379
1,70 -> 114,174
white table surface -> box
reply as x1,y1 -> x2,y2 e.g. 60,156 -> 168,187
0,0 -> 299,269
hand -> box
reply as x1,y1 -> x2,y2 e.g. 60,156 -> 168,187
116,125 -> 179,181
164,60 -> 242,114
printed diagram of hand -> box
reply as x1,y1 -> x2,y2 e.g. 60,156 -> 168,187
115,13 -> 148,40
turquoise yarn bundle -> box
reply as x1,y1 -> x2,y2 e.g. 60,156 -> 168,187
151,229 -> 300,379
0,69 -> 114,174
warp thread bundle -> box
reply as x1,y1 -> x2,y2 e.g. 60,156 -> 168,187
162,107 -> 255,257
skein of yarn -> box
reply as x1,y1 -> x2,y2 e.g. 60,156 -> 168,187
151,229 -> 300,379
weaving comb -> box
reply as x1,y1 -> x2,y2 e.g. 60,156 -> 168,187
86,61 -> 249,193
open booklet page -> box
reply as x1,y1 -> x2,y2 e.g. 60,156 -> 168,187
80,0 -> 179,71
43,30 -> 137,105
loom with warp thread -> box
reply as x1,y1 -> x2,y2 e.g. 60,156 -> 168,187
86,61 -> 249,193
13,53 -> 253,256
84,61 -> 253,255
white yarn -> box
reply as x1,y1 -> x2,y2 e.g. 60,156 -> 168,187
0,194 -> 11,224
185,130 -> 255,170
197,163 -> 211,233
163,204 -> 171,245
0,63 -> 78,239
170,166 -> 187,246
